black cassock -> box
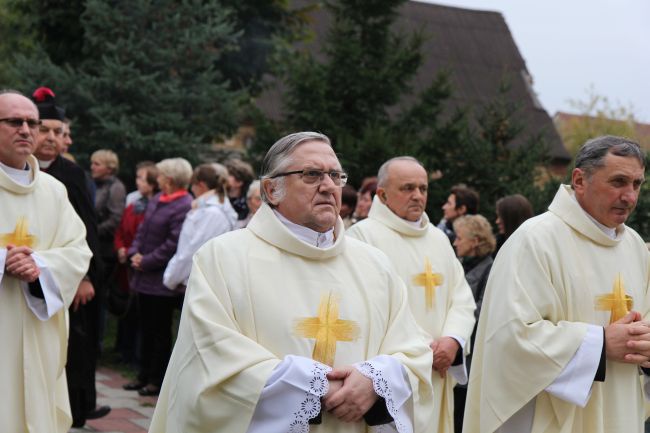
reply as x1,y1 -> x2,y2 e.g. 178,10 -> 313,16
44,155 -> 104,426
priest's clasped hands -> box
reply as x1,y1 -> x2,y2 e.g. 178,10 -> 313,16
430,336 -> 460,378
4,244 -> 40,282
605,311 -> 650,367
323,366 -> 378,423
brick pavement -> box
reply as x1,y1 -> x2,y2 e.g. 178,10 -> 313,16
69,367 -> 157,433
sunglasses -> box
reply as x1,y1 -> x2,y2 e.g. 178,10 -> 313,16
0,117 -> 42,129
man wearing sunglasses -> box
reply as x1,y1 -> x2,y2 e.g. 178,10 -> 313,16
31,87 -> 110,427
348,156 -> 476,433
0,89 -> 91,432
150,132 -> 435,433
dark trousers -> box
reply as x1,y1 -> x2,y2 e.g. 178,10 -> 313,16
137,293 -> 180,387
67,298 -> 99,426
454,385 -> 467,433
115,296 -> 140,367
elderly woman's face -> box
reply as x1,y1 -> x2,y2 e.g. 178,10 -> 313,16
90,159 -> 111,180
453,226 -> 477,257
247,188 -> 262,215
157,173 -> 174,194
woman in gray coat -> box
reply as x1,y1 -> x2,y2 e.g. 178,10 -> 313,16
451,214 -> 496,433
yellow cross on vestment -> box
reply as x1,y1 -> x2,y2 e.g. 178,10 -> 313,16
294,292 -> 360,366
412,257 -> 443,310
0,217 -> 36,248
595,273 -> 633,324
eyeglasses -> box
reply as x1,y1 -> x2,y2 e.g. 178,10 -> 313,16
0,117 -> 42,130
270,169 -> 348,186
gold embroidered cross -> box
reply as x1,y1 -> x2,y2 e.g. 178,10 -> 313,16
294,292 -> 360,366
0,217 -> 36,248
595,273 -> 633,324
412,257 -> 443,310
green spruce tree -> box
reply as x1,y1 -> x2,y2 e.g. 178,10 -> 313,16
63,0 -> 244,175
251,0 -> 465,189
253,0 -> 558,223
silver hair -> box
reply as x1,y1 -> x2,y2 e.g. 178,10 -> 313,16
574,135 -> 645,179
156,157 -> 193,189
377,156 -> 426,187
246,180 -> 261,200
259,131 -> 332,203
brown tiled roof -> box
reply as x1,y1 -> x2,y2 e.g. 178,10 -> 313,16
255,0 -> 570,162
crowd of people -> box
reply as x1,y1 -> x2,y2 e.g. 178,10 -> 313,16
2,85 -> 650,433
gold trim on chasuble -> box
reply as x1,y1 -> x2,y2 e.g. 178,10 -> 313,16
0,216 -> 36,248
595,273 -> 633,324
412,257 -> 443,310
294,292 -> 360,366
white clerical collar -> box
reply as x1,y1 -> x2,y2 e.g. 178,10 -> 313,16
571,193 -> 618,240
405,217 -> 423,228
38,158 -> 54,169
272,209 -> 335,248
0,160 -> 32,185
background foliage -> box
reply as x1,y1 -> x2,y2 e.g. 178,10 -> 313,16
9,0 -> 645,237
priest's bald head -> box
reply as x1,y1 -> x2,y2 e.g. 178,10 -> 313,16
572,135 -> 645,228
0,90 -> 40,169
260,132 -> 347,233
376,156 -> 428,222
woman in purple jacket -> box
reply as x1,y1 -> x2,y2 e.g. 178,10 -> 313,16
124,158 -> 193,396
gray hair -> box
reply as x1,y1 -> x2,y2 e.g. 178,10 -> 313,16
377,156 -> 425,187
246,180 -> 261,199
156,157 -> 193,189
574,135 -> 645,178
259,131 -> 332,203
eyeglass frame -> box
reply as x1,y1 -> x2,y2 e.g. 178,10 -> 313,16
0,117 -> 42,130
269,169 -> 349,186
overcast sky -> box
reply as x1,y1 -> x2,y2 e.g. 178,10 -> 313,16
420,0 -> 650,122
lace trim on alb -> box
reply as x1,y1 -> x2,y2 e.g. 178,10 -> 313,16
356,362 -> 407,432
288,362 -> 331,433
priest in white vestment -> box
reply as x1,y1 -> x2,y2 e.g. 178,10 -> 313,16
348,156 -> 476,433
149,132 -> 435,433
0,91 -> 92,432
464,135 -> 650,433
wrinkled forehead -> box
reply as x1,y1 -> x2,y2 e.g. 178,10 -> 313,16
0,93 -> 38,118
288,140 -> 341,169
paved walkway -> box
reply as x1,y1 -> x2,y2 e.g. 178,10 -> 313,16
69,367 -> 157,433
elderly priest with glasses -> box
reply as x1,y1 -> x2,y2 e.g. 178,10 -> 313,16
0,89 -> 91,432
150,132 -> 435,433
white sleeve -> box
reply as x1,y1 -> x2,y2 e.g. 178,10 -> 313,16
544,324 -> 602,406
355,354 -> 415,433
247,355 -> 331,433
446,335 -> 468,385
0,250 -> 64,321
164,210 -> 232,290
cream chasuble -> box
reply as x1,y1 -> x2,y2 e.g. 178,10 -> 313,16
348,196 -> 477,433
0,155 -> 92,432
149,203 -> 434,433
463,185 -> 650,433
